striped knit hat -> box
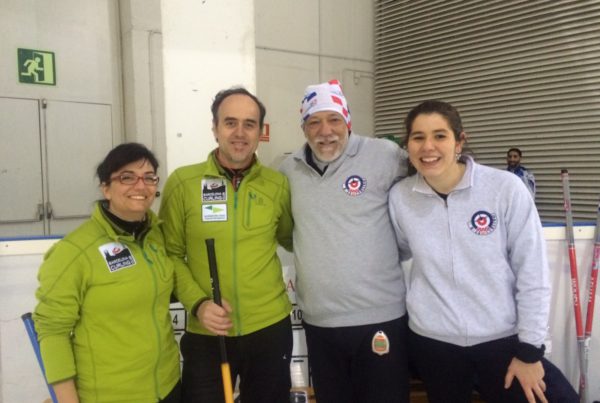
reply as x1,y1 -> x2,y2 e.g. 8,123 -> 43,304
300,79 -> 351,130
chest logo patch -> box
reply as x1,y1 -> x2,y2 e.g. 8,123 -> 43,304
202,178 -> 227,202
342,175 -> 367,196
468,210 -> 498,236
202,203 -> 227,222
99,242 -> 136,273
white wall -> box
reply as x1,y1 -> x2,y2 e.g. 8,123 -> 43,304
0,240 -> 57,403
254,0 -> 375,167
0,0 -> 374,208
0,0 -> 123,138
119,0 -> 165,149
160,0 -> 258,173
0,1 -> 127,237
0,0 -> 169,165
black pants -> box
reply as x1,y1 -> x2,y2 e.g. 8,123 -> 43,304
304,315 -> 410,403
180,316 -> 292,403
408,329 -> 578,403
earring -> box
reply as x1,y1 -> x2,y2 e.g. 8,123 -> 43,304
455,153 -> 461,161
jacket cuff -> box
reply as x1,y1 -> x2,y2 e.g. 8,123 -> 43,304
40,335 -> 77,384
515,342 -> 545,363
191,297 -> 212,317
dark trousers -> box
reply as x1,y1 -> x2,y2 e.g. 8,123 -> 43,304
408,329 -> 578,403
304,316 -> 410,403
180,316 -> 292,403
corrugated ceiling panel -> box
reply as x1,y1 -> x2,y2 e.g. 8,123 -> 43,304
374,0 -> 600,222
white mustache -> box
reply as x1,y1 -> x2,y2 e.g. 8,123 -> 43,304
316,135 -> 339,143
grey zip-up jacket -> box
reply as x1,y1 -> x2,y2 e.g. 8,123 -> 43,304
280,134 -> 408,327
389,156 -> 550,347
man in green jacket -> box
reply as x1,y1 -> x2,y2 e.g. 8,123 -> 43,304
159,87 -> 293,403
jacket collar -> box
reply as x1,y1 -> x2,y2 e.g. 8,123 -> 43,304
91,201 -> 160,241
206,149 -> 261,178
413,155 -> 475,195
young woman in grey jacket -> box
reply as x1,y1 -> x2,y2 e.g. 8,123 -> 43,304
389,100 -> 577,403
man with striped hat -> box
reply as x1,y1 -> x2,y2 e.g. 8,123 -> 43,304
279,80 -> 410,403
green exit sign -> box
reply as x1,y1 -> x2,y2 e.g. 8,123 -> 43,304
17,48 -> 56,86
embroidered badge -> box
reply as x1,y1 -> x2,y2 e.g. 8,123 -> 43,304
99,242 -> 136,273
371,330 -> 390,356
202,203 -> 227,222
202,178 -> 227,202
468,210 -> 498,235
342,175 -> 366,196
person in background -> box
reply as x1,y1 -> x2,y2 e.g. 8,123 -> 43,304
389,100 -> 577,403
279,79 -> 410,403
34,143 -> 181,403
159,87 -> 294,403
507,147 -> 536,198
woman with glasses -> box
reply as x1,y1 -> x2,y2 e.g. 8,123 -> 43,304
33,143 -> 181,403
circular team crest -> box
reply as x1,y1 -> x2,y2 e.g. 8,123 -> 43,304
343,175 -> 367,196
468,210 -> 498,235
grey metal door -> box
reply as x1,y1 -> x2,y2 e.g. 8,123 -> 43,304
0,97 -> 113,238
0,97 -> 45,237
44,100 -> 113,235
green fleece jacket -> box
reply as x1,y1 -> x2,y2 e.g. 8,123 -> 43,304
33,203 -> 180,403
159,152 -> 293,336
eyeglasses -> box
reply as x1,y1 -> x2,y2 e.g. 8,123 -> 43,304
110,173 -> 160,186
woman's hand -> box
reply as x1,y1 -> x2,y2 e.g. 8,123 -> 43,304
504,357 -> 547,403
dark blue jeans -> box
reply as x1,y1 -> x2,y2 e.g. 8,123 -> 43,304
304,315 -> 410,403
180,316 -> 292,403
